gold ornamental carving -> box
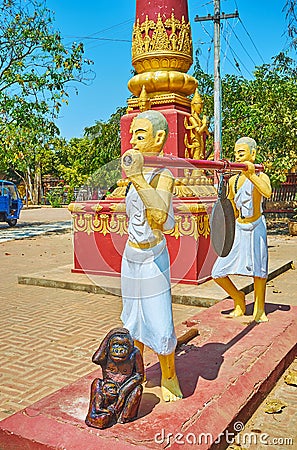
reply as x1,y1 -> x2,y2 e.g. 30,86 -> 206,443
109,203 -> 126,213
127,92 -> 192,111
164,214 -> 210,240
71,211 -> 210,240
72,213 -> 128,237
128,71 -> 197,97
91,203 -> 103,213
184,89 -> 210,161
68,203 -> 86,213
176,203 -> 207,214
132,13 -> 193,73
128,12 -> 197,98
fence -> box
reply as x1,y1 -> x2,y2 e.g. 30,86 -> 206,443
263,173 -> 297,214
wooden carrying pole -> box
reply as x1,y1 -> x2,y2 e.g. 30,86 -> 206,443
143,155 -> 264,172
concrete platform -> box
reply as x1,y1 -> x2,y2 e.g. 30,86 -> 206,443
18,258 -> 293,307
0,299 -> 296,450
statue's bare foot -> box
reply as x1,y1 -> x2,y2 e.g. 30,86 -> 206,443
228,292 -> 246,317
253,310 -> 268,323
161,375 -> 183,402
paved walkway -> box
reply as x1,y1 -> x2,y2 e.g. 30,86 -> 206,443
0,208 -> 296,448
0,206 -> 71,242
0,227 -> 201,421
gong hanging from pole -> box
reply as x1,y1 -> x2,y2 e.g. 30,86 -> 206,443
210,175 -> 235,257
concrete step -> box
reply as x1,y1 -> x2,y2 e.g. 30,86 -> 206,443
18,259 -> 293,308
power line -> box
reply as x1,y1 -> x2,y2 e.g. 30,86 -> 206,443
221,29 -> 253,77
226,20 -> 258,67
198,15 -> 242,75
221,17 -> 232,70
220,37 -> 243,74
86,19 -> 134,38
62,19 -> 134,49
239,17 -> 265,64
197,21 -> 214,74
65,36 -> 132,43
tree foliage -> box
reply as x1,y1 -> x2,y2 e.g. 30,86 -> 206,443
283,0 -> 297,48
0,0 -> 93,202
84,107 -> 126,169
53,107 -> 126,195
193,52 -> 297,185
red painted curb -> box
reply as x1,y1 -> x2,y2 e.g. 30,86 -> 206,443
0,299 -> 296,450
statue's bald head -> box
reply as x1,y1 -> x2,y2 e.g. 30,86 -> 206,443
136,110 -> 169,142
236,137 -> 257,154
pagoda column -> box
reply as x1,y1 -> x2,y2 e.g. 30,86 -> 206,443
120,0 -> 198,159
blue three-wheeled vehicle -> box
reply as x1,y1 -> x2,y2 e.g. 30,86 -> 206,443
0,180 -> 23,227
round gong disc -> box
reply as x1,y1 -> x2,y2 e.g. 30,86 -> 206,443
210,198 -> 235,257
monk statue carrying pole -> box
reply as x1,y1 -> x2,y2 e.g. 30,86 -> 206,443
212,137 -> 272,322
121,110 -> 182,402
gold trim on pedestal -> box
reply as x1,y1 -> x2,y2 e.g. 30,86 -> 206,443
176,203 -> 207,213
68,203 -> 86,213
127,92 -> 192,111
164,214 -> 210,240
109,203 -> 126,212
71,211 -> 210,240
72,213 -> 129,237
90,203 -> 103,213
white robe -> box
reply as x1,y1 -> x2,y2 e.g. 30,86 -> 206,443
212,179 -> 268,279
121,170 -> 177,355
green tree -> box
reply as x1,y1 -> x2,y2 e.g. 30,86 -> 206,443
1,119 -> 58,203
193,52 -> 297,185
53,107 -> 126,198
83,107 -> 126,193
0,0 -> 93,203
53,136 -> 92,192
222,53 -> 297,185
84,107 -> 126,170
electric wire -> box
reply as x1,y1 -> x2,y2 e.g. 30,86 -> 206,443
221,17 -> 232,70
198,15 -> 242,76
221,23 -> 253,76
82,19 -> 134,38
65,36 -> 132,43
238,17 -> 265,64
62,19 -> 134,49
198,21 -> 214,74
226,20 -> 258,67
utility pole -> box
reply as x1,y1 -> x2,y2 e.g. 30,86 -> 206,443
194,1 -> 239,160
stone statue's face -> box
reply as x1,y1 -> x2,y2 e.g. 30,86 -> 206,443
234,143 -> 256,163
129,117 -> 165,155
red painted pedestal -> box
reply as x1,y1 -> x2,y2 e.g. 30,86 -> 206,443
71,197 -> 217,284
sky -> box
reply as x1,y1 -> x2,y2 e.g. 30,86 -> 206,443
46,0 -> 291,140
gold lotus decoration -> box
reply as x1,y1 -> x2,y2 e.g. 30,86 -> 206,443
128,12 -> 197,98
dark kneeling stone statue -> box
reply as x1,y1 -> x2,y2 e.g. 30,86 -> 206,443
85,327 -> 144,429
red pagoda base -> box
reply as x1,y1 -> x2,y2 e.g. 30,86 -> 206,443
70,197 -> 217,285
